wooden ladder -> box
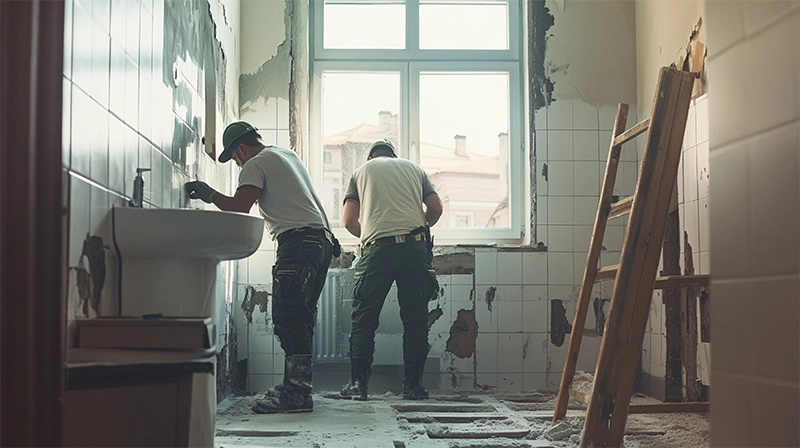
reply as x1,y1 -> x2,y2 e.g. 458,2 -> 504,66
551,66 -> 710,447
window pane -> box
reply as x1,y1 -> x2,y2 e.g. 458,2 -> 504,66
419,72 -> 510,229
324,2 -> 406,49
419,1 -> 508,50
322,72 -> 401,227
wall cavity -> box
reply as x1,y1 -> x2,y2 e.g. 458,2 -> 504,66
550,299 -> 572,347
72,235 -> 106,317
529,0 -> 556,111
446,309 -> 478,359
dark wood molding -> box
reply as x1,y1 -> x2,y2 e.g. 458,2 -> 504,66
1,0 -> 65,445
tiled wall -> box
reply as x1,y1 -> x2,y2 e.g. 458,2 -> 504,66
707,1 -> 800,446
63,0 -> 240,353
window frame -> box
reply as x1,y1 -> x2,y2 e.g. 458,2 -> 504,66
310,0 -> 525,245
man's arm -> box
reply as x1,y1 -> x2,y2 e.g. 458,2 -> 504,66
342,198 -> 361,237
213,185 -> 262,213
423,193 -> 443,227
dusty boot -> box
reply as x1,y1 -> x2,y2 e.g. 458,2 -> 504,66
252,355 -> 313,413
264,359 -> 289,398
402,359 -> 429,400
340,357 -> 372,401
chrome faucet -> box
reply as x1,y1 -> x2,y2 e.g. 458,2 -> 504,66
129,168 -> 151,208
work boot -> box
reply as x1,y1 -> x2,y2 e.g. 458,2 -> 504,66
252,355 -> 313,413
264,359 -> 289,398
402,359 -> 429,400
340,357 -> 372,401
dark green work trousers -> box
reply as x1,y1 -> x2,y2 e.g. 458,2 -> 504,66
272,228 -> 334,356
350,240 -> 437,361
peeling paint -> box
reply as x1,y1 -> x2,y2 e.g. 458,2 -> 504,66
484,286 -> 497,312
242,285 -> 271,325
239,0 -> 292,108
445,309 -> 478,359
550,299 -> 572,347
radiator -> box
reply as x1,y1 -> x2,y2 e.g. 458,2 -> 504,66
313,268 -> 353,363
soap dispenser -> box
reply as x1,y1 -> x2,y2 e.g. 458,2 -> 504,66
129,168 -> 151,208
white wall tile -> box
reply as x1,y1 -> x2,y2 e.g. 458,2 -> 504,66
574,130 -> 599,161
497,300 -> 523,333
475,333 -> 498,373
548,130 -> 573,161
573,101 -> 598,130
69,175 -> 91,266
547,225 -> 573,252
710,145 -> 751,278
748,123 -> 800,276
548,197 -> 573,225
697,141 -> 710,200
547,100 -> 573,130
475,250 -> 498,284
497,334 -> 525,373
547,253 -> 574,286
475,286 -> 498,333
522,252 -> 547,285
750,380 -> 800,447
750,277 -> 799,382
682,146 -> 698,203
573,197 -> 597,226
684,101 -> 697,149
711,281 -> 753,374
247,250 -> 273,285
498,373 -> 524,391
523,372 -> 548,391
497,252 -> 523,284
522,334 -> 549,373
547,161 -> 574,196
574,161 -> 601,196
522,286 -> 548,333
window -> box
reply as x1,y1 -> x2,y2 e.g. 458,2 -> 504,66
310,0 -> 524,243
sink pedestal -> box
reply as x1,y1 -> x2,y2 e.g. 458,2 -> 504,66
120,258 -> 218,318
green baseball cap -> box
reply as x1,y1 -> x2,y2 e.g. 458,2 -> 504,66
219,121 -> 258,163
368,139 -> 397,159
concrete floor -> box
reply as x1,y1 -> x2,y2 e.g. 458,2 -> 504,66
215,391 -> 710,448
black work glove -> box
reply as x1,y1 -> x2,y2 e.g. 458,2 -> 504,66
184,181 -> 218,204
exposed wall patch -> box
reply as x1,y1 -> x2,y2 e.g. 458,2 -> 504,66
446,309 -> 478,358
529,0 -> 556,111
242,285 -> 271,325
550,299 -> 572,347
593,297 -> 608,335
72,235 -> 107,317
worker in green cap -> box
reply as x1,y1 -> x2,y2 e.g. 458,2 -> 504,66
185,121 -> 340,414
338,139 -> 442,401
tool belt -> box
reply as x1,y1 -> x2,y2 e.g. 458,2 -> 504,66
364,226 -> 428,247
278,227 -> 341,257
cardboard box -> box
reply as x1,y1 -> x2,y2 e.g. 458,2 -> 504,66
76,317 -> 214,350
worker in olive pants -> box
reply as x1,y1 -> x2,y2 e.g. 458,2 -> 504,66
340,139 -> 443,400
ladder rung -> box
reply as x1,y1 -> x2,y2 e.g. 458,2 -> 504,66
594,266 -> 710,290
628,402 -> 709,414
608,196 -> 634,219
654,274 -> 711,289
594,265 -> 618,283
612,118 -> 651,147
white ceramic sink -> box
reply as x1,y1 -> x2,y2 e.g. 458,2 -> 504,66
113,207 -> 264,260
112,206 -> 265,319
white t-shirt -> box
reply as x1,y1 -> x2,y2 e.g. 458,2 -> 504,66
345,156 -> 437,245
238,146 -> 329,239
